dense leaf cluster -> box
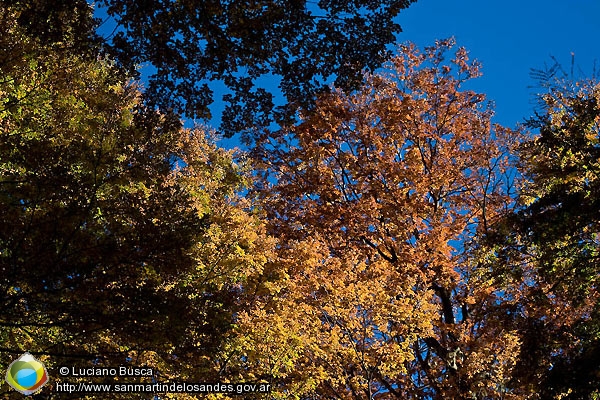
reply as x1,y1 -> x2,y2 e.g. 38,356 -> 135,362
99,0 -> 416,138
1,6 -> 271,398
9,0 -> 417,139
1,2 -> 599,399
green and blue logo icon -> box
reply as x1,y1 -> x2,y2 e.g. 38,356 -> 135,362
5,352 -> 49,395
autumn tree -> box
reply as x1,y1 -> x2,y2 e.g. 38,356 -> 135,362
481,76 -> 600,399
241,39 -> 524,399
0,6 -> 273,398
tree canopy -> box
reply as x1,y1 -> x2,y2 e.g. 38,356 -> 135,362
0,6 -> 273,397
243,39 -> 525,399
10,0 -> 418,139
482,78 -> 600,399
2,1 -> 600,399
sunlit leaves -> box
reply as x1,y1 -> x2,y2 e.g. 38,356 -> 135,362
0,8 -> 273,398
248,39 -> 523,398
6,1 -> 600,397
486,78 -> 600,398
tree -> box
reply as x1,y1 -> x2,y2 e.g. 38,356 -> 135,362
483,77 -> 600,399
13,0 -> 418,139
243,39 -> 523,399
0,7 -> 273,397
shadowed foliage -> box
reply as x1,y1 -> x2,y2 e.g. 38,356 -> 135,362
10,0 -> 418,139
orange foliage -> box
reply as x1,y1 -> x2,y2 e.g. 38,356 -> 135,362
244,39 -> 525,399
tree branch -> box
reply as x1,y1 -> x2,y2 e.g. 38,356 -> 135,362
360,235 -> 398,263
431,283 -> 455,325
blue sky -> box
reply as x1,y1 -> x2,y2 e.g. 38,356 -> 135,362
398,0 -> 600,128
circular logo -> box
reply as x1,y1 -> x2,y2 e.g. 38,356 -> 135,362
6,352 -> 49,395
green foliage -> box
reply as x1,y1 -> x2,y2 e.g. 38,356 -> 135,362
5,1 -> 102,59
482,79 -> 600,399
0,6 -> 272,398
